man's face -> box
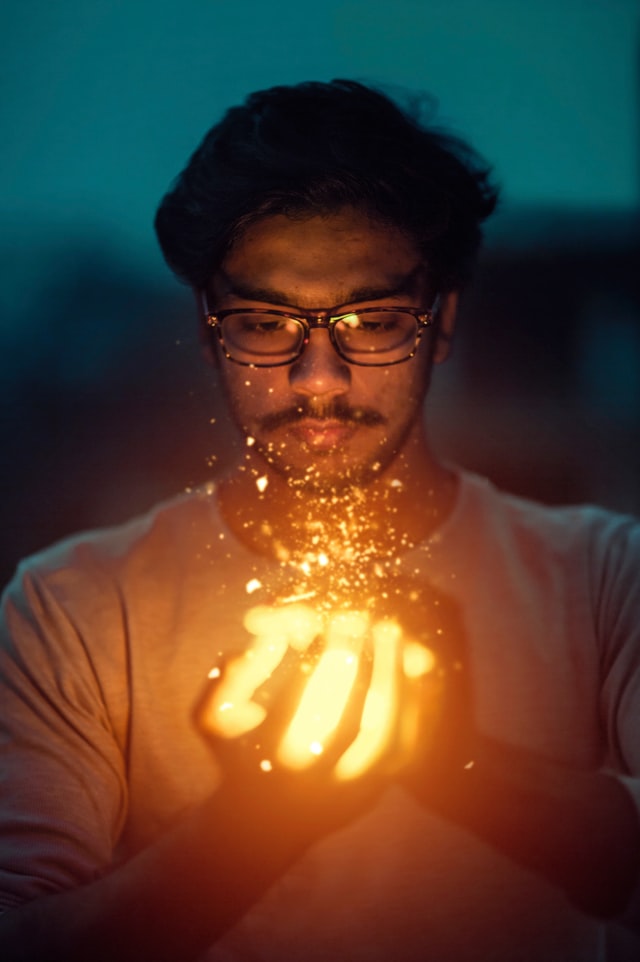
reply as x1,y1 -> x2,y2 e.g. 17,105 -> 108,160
207,207 -> 453,493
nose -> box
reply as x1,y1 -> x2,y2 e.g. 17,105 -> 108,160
288,328 -> 351,401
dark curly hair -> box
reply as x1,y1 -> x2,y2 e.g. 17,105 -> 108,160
155,79 -> 498,293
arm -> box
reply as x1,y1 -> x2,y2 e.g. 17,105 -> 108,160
0,588 -> 377,962
404,511 -> 640,922
413,736 -> 640,919
0,764 -> 376,962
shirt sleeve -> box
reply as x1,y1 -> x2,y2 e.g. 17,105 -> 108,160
591,511 -> 640,930
0,552 -> 129,911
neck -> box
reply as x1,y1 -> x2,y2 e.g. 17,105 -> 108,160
217,432 -> 456,564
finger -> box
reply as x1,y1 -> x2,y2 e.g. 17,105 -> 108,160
256,647 -> 315,746
321,647 -> 373,765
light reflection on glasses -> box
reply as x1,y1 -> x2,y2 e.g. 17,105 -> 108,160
204,298 -> 440,367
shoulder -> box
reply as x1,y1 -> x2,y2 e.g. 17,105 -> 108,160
2,487 -> 223,624
15,488 -> 218,580
453,470 -> 640,561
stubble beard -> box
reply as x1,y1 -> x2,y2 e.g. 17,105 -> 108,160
248,408 -> 422,497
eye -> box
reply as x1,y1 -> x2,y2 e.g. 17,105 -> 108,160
239,316 -> 289,335
360,317 -> 401,334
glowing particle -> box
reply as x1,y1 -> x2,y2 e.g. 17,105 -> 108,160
309,741 -> 324,756
278,590 -> 317,604
464,760 -> 475,770
246,436 -> 256,446
209,417 -> 216,424
207,666 -> 221,679
260,759 -> 273,772
219,701 -> 234,712
244,380 -> 252,387
256,476 -> 269,492
390,478 -> 403,488
402,642 -> 436,678
317,553 -> 329,567
245,578 -> 262,595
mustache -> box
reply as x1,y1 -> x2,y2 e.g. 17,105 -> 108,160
258,400 -> 386,432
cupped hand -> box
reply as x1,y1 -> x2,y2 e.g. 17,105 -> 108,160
193,646 -> 386,853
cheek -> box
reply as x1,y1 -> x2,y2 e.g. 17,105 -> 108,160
376,366 -> 426,409
221,370 -> 281,415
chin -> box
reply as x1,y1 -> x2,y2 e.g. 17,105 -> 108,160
258,449 -> 390,495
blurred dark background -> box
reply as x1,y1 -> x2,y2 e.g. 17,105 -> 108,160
1,1 -> 639,589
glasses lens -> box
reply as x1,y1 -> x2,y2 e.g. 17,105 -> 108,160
335,311 -> 418,364
221,313 -> 304,364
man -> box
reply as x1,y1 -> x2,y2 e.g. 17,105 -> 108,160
1,79 -> 639,961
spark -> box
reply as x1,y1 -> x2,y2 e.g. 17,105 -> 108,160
246,436 -> 256,446
309,741 -> 324,756
256,476 -> 269,493
260,759 -> 273,772
402,642 -> 436,678
207,666 -> 221,679
278,590 -> 318,604
245,578 -> 262,594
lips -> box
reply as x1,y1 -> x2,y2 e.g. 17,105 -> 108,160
290,419 -> 358,451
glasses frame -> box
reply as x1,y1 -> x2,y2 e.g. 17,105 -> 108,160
203,296 -> 441,368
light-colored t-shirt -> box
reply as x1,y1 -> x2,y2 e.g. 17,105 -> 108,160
1,471 -> 640,960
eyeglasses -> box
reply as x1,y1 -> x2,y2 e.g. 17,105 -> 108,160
204,297 -> 440,367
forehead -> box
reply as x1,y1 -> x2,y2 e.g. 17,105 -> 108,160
214,207 -> 425,308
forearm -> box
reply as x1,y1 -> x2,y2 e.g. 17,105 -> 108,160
425,738 -> 640,918
0,782 -> 308,962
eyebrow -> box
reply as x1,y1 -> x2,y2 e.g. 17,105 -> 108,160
215,264 -> 426,311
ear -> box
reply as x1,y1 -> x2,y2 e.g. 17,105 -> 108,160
433,291 -> 458,364
195,289 -> 218,368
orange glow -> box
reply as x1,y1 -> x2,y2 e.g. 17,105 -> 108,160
278,648 -> 360,769
334,618 -> 401,780
203,602 -> 436,778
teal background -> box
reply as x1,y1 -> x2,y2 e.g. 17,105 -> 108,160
1,0 -> 639,585
1,0 -> 637,279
